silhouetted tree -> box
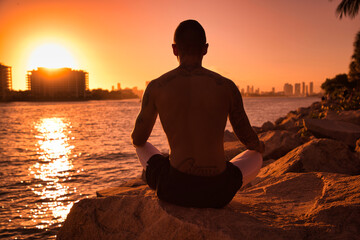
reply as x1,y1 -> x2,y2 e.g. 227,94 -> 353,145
336,0 -> 360,19
321,74 -> 355,95
321,73 -> 359,110
349,31 -> 360,90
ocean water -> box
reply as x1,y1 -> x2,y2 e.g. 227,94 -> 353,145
0,97 -> 319,239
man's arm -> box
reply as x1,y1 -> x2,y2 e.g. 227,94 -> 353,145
131,81 -> 158,146
228,81 -> 265,153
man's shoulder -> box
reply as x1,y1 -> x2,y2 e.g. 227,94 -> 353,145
148,68 -> 179,88
202,68 -> 236,87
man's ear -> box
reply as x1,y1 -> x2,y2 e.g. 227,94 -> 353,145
172,44 -> 179,56
203,43 -> 209,56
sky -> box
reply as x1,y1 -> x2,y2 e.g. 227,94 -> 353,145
0,0 -> 359,93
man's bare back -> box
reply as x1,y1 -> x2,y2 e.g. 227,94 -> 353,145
131,19 -> 264,208
132,65 -> 261,176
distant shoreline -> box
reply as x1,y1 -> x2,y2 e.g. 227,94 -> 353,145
1,92 -> 322,103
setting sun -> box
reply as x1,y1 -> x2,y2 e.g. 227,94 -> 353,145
27,43 -> 78,70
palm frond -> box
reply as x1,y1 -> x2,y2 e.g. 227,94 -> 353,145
336,0 -> 360,19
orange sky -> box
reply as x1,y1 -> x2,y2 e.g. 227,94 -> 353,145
0,0 -> 359,92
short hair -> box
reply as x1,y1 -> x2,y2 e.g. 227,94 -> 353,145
174,20 -> 207,55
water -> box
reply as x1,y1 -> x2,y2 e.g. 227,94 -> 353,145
0,97 -> 319,239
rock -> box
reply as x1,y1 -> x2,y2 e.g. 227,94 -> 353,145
303,173 -> 360,240
255,138 -> 360,184
296,106 -> 311,118
304,118 -> 360,147
251,126 -> 262,133
309,101 -> 322,111
258,130 -> 303,160
261,121 -> 275,132
356,138 -> 360,153
223,130 -> 238,142
223,141 -> 246,161
274,116 -> 285,125
96,178 -> 146,197
276,116 -> 299,131
58,172 -> 360,240
324,109 -> 360,126
273,111 -> 302,132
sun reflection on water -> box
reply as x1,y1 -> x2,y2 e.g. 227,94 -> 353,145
29,117 -> 75,229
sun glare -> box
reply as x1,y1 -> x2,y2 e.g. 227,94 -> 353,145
28,43 -> 78,70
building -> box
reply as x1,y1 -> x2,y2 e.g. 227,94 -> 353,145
131,86 -> 144,98
283,83 -> 293,96
294,83 -> 301,96
309,82 -> 314,95
0,64 -> 12,100
27,67 -> 88,100
302,82 -> 305,96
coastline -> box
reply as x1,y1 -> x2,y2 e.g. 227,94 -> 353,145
57,100 -> 360,240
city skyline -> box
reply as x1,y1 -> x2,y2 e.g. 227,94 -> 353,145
1,63 -> 321,97
240,81 -> 317,97
1,1 -> 359,93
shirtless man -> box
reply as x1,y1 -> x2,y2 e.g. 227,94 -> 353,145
131,20 -> 264,208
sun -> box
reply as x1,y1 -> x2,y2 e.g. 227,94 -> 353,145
28,43 -> 78,70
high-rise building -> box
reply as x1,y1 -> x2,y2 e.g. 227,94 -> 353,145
302,82 -> 305,96
0,64 -> 12,100
294,83 -> 301,96
241,88 -> 245,95
27,67 -> 88,99
117,83 -> 121,90
309,82 -> 314,95
284,83 -> 293,96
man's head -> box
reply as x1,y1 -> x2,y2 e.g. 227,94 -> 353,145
173,20 -> 208,58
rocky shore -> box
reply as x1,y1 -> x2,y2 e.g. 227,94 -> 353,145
57,101 -> 360,240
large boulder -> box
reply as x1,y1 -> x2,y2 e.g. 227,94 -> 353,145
58,172 -> 360,240
274,112 -> 300,131
223,130 -> 238,142
324,109 -> 360,126
223,140 -> 246,161
304,118 -> 360,148
260,121 -> 275,132
255,138 -> 360,184
258,130 -> 303,160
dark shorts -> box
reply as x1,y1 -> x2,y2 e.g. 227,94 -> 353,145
146,154 -> 243,208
